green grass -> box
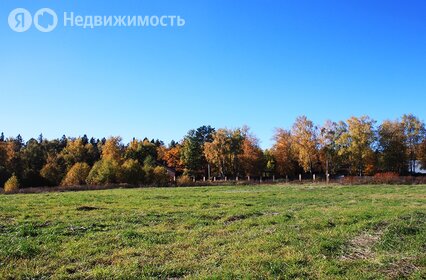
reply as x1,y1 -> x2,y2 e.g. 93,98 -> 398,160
0,184 -> 425,279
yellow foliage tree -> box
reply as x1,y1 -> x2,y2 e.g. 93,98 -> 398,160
61,162 -> 91,186
4,174 -> 20,193
272,129 -> 298,177
291,116 -> 319,174
239,128 -> 264,177
102,137 -> 123,163
337,116 -> 376,176
162,145 -> 184,172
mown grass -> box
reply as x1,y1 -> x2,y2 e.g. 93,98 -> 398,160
0,184 -> 425,279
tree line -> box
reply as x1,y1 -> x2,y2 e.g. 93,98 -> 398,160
1,114 -> 426,191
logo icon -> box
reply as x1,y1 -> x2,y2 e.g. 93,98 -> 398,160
34,8 -> 58,32
8,8 -> 58,32
8,8 -> 32,32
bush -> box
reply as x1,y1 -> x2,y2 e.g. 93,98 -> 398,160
152,166 -> 170,186
373,172 -> 400,184
142,165 -> 154,185
119,159 -> 144,185
4,174 -> 20,193
61,162 -> 91,186
86,159 -> 120,185
176,174 -> 193,186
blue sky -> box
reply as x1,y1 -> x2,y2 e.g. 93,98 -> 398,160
1,0 -> 425,148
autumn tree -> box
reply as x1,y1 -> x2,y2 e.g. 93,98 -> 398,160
60,137 -> 98,170
86,137 -> 123,185
4,136 -> 24,180
120,159 -> 144,185
291,116 -> 319,174
271,129 -> 299,177
124,138 -> 157,164
401,114 -> 425,174
40,154 -> 67,186
4,174 -> 20,193
204,128 -> 244,178
161,144 -> 184,173
43,138 -> 67,157
152,166 -> 170,186
86,159 -> 120,185
204,129 -> 230,178
239,127 -> 264,177
61,138 -> 86,168
378,120 -> 407,174
337,116 -> 376,176
61,162 -> 91,186
318,120 -> 346,176
101,137 -> 123,163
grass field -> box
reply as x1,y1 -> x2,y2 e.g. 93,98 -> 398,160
0,185 -> 425,279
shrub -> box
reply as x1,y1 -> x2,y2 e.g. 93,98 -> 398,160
86,159 -> 120,185
4,174 -> 20,193
176,174 -> 193,186
120,159 -> 144,185
142,165 -> 154,185
152,166 -> 170,186
373,172 -> 400,184
61,162 -> 91,186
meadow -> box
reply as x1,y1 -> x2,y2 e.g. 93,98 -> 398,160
0,184 -> 425,279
